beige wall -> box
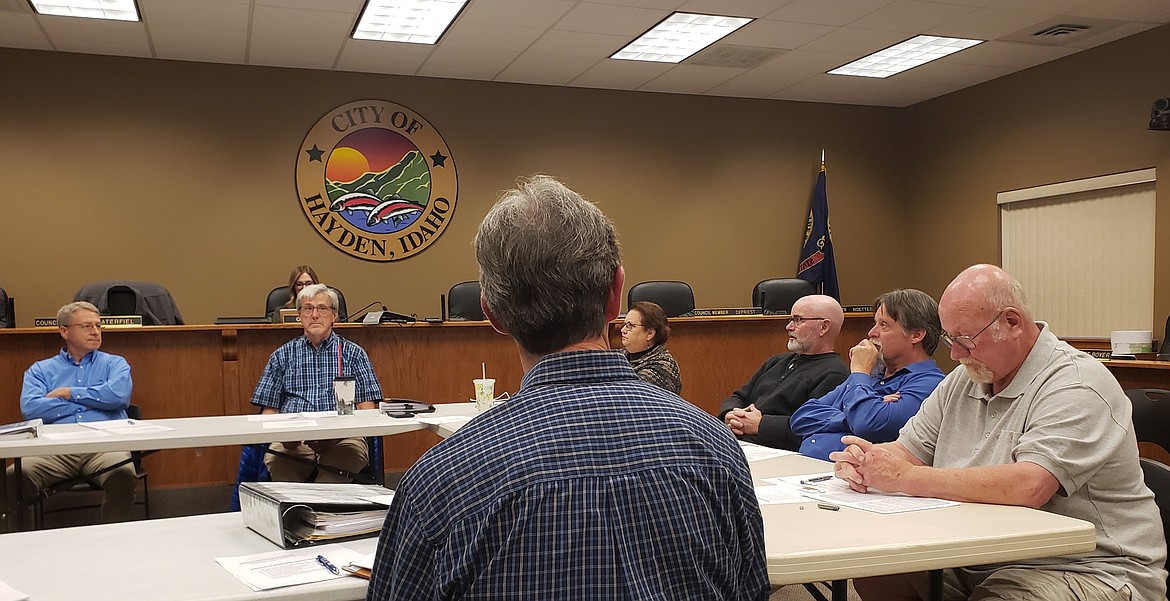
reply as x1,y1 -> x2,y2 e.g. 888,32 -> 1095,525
0,47 -> 908,326
2,23 -> 1168,328
903,24 -> 1170,326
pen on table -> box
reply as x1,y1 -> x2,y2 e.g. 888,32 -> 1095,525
800,475 -> 833,485
817,503 -> 840,511
317,554 -> 340,575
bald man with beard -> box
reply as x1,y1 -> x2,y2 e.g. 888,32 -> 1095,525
719,294 -> 848,451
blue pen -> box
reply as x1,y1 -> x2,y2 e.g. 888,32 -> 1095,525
317,554 -> 340,575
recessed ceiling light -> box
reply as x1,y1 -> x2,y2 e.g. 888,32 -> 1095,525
611,12 -> 753,64
828,35 -> 983,78
30,0 -> 139,22
352,0 -> 468,45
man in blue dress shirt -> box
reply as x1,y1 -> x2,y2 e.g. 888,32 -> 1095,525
251,283 -> 382,482
791,289 -> 945,460
367,175 -> 769,601
7,301 -> 137,522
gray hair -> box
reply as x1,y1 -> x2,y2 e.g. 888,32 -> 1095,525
475,175 -> 621,356
874,289 -> 941,354
58,301 -> 100,326
296,283 -> 338,312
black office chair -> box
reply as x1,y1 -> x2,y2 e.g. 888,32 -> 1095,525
0,286 -> 13,328
447,281 -> 484,321
266,285 -> 348,321
752,278 -> 815,314
74,280 -> 184,325
1140,457 -> 1170,591
627,281 -> 695,318
33,404 -> 151,528
1126,389 -> 1170,458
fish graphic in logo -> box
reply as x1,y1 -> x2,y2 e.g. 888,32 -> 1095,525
296,100 -> 458,261
325,128 -> 428,235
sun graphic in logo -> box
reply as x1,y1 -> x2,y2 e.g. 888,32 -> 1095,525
324,128 -> 428,235
295,100 -> 457,262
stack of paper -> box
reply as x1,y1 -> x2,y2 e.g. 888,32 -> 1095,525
286,507 -> 387,543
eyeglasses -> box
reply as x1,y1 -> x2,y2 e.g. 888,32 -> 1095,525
621,322 -> 645,332
294,281 -> 314,289
788,316 -> 827,325
298,304 -> 335,315
66,323 -> 102,332
941,310 -> 1002,351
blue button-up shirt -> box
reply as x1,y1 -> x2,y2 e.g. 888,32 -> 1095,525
250,332 -> 382,413
790,359 -> 945,460
21,349 -> 132,424
367,350 -> 769,601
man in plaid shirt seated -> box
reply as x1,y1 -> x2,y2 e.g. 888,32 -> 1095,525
367,175 -> 769,601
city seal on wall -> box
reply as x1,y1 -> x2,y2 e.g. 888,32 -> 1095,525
295,100 -> 457,261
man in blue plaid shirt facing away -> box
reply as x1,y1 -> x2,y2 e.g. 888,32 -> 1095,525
367,175 -> 769,601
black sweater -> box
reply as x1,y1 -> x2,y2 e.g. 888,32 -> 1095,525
718,352 -> 848,451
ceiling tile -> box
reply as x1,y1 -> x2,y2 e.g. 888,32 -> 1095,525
639,63 -> 743,94
931,8 -> 1054,40
771,73 -> 874,101
589,0 -> 685,8
677,0 -> 784,18
944,39 -> 1076,67
251,5 -> 355,35
555,2 -> 671,36
440,22 -> 545,51
528,29 -> 629,57
767,0 -> 892,27
569,58 -> 672,90
727,18 -> 836,50
256,0 -> 364,10
150,24 -> 247,62
987,0 -> 1093,13
496,52 -> 600,85
39,17 -> 150,55
249,31 -> 344,69
849,1 -> 977,33
0,12 -> 51,50
457,0 -> 576,27
889,60 -> 1012,84
798,26 -> 908,55
141,0 -> 249,28
417,45 -> 519,79
1061,20 -> 1161,48
335,39 -> 433,75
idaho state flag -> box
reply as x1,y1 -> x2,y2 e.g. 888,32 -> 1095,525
796,163 -> 840,300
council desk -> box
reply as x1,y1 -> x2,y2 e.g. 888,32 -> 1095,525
3,315 -> 1164,488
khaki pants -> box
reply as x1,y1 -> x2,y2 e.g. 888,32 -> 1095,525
6,451 -> 137,523
264,438 -> 369,483
855,568 -> 1132,601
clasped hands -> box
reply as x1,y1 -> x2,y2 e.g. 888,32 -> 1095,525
828,435 -> 910,493
724,404 -> 762,436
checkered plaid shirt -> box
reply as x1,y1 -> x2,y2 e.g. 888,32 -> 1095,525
367,350 -> 768,601
250,332 -> 381,413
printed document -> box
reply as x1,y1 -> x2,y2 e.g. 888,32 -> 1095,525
216,543 -> 365,591
768,473 -> 959,514
738,440 -> 796,463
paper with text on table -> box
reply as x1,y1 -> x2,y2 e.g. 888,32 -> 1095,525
767,473 -> 959,514
215,542 -> 365,591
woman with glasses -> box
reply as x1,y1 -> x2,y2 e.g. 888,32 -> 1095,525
281,265 -> 319,312
620,301 -> 682,394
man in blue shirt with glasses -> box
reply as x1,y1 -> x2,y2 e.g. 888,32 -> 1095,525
7,301 -> 137,522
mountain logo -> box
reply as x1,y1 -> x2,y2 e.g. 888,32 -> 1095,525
295,100 -> 457,261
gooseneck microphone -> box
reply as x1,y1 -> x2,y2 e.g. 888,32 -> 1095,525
348,301 -> 385,323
